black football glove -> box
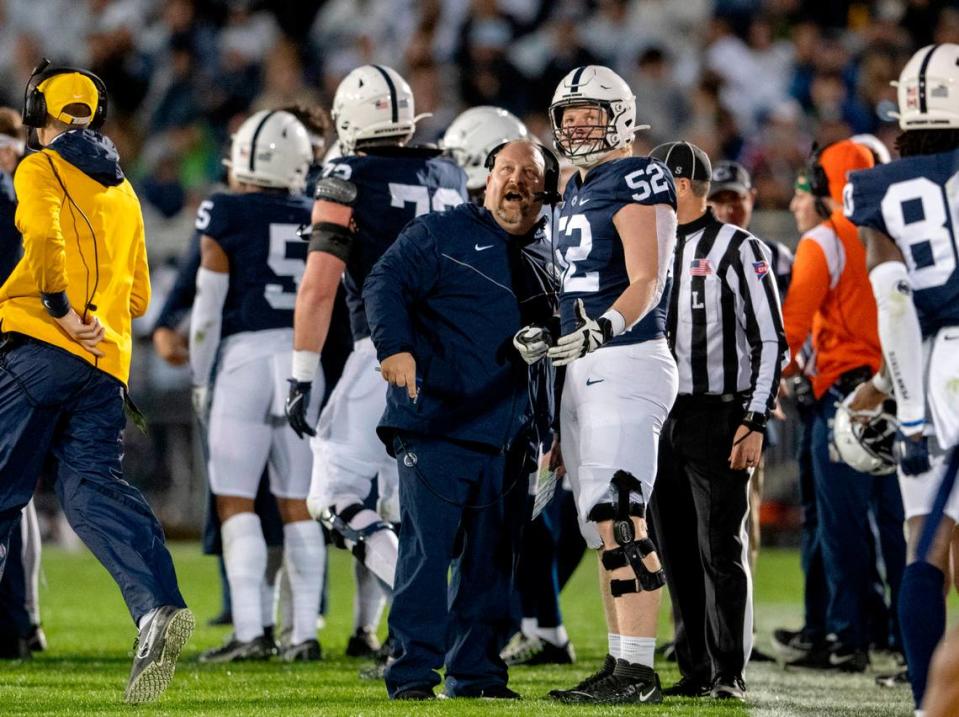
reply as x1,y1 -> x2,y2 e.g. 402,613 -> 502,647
286,379 -> 316,439
895,431 -> 931,477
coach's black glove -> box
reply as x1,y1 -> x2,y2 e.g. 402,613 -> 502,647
547,299 -> 620,367
286,379 -> 316,439
895,431 -> 930,477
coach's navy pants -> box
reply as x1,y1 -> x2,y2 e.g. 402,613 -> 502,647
811,391 -> 905,650
0,337 -> 185,625
386,432 -> 527,697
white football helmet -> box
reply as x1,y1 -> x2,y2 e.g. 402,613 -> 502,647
549,65 -> 640,168
332,64 -> 420,154
893,43 -> 959,130
832,399 -> 897,476
230,110 -> 313,193
441,106 -> 528,191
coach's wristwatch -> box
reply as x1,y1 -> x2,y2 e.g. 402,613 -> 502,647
741,411 -> 767,433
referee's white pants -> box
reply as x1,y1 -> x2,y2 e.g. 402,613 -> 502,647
559,339 -> 678,549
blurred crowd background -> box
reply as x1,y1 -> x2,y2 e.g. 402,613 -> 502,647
5,0 -> 952,538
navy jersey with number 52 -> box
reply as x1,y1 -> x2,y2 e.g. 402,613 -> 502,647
321,148 -> 468,340
846,149 -> 959,336
195,191 -> 312,338
557,156 -> 677,346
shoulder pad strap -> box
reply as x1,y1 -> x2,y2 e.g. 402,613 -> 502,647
314,176 -> 358,206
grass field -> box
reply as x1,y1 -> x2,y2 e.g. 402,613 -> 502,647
0,543 -> 928,716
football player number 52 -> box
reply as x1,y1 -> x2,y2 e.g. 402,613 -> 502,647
880,175 -> 959,290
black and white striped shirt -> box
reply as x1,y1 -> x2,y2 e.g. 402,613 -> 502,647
667,208 -> 788,416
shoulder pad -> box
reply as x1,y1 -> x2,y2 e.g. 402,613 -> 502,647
314,176 -> 358,206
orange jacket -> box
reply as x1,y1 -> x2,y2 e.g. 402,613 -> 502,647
781,210 -> 881,398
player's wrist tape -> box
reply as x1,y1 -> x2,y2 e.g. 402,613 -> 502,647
41,291 -> 71,318
871,370 -> 893,395
600,308 -> 626,338
292,350 -> 320,383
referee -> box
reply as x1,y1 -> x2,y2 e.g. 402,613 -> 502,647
647,141 -> 787,701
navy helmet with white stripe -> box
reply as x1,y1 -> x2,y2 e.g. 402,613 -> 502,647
549,65 -> 643,168
332,64 -> 421,154
893,43 -> 959,130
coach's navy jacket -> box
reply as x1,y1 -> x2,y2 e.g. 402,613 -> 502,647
364,202 -> 554,453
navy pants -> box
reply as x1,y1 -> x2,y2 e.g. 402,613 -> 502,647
0,337 -> 185,625
386,433 -> 527,697
811,391 -> 905,650
0,518 -> 30,649
796,404 -> 828,641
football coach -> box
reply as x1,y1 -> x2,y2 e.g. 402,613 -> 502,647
0,62 -> 192,702
364,139 -> 558,700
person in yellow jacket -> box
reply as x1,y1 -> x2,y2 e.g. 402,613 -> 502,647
0,62 -> 192,703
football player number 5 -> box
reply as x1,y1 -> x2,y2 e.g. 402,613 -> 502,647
881,175 -> 959,290
265,223 -> 305,310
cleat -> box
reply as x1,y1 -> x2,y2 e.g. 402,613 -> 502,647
207,611 -> 232,627
875,668 -> 910,687
826,644 -> 869,673
26,624 -> 47,653
711,674 -> 746,701
555,659 -> 662,704
280,638 -> 322,662
0,637 -> 31,660
548,654 -> 615,700
198,634 -> 276,664
663,674 -> 712,697
772,627 -> 823,662
394,687 -> 435,700
501,634 -> 575,666
124,606 -> 194,704
346,627 -> 380,658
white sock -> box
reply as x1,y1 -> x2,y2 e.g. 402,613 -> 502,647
21,501 -> 42,625
608,633 -> 622,658
283,520 -> 324,645
620,636 -> 656,668
222,512 -> 267,642
353,561 -> 387,633
536,625 -> 568,647
138,608 -> 159,633
521,617 -> 537,637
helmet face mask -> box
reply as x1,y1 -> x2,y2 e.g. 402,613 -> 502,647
832,401 -> 898,476
549,65 -> 638,168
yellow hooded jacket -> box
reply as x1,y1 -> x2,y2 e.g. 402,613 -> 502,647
0,131 -> 149,385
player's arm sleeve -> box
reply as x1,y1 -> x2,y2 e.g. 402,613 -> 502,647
152,232 -> 202,332
188,237 -> 229,388
735,238 -> 788,415
13,156 -> 70,315
363,220 -> 440,362
780,238 -> 830,368
129,207 -> 151,318
870,257 -> 926,431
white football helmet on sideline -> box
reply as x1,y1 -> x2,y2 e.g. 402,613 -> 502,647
332,64 -> 421,154
549,65 -> 642,168
832,399 -> 898,475
893,43 -> 959,130
442,106 -> 528,191
229,110 -> 313,193
851,134 -> 891,164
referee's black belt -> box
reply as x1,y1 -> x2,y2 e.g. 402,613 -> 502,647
672,392 -> 747,410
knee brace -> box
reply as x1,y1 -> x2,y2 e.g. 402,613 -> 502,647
587,470 -> 666,597
319,503 -> 398,590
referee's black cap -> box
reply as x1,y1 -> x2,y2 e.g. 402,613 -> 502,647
649,141 -> 712,182
708,160 -> 752,198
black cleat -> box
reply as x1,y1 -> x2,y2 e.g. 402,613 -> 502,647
394,687 -> 435,700
198,634 -> 276,664
125,606 -> 195,704
207,610 -> 232,627
26,624 -> 47,652
0,637 -> 31,660
346,627 -> 381,658
501,634 -> 575,666
711,674 -> 746,701
662,674 -> 712,697
548,653 -> 616,700
772,627 -> 822,662
280,638 -> 322,662
555,659 -> 662,705
826,644 -> 869,673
